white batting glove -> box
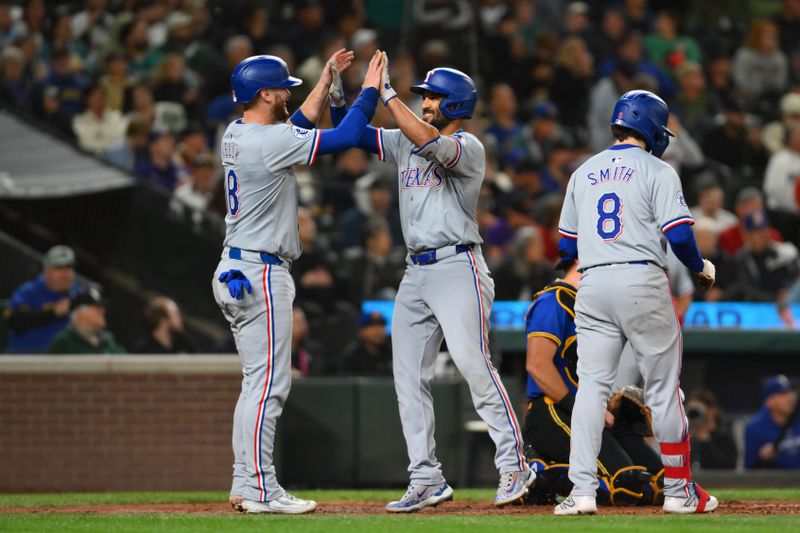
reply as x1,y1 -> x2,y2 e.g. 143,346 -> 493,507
697,258 -> 716,289
328,61 -> 346,108
379,51 -> 397,105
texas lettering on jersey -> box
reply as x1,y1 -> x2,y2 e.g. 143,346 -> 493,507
400,164 -> 445,189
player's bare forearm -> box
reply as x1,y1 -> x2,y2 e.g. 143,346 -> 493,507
386,97 -> 439,148
291,80 -> 329,126
526,337 -> 570,401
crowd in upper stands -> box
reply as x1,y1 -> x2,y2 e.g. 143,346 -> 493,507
2,0 -> 800,330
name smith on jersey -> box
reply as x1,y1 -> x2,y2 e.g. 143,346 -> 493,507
587,165 -> 636,186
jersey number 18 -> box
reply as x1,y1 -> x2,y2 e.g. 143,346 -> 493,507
596,192 -> 623,241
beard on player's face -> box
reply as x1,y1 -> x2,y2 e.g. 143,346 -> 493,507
264,89 -> 289,121
422,96 -> 450,130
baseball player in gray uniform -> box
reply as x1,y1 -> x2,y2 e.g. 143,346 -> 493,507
212,50 -> 385,514
553,90 -> 717,515
328,56 -> 534,512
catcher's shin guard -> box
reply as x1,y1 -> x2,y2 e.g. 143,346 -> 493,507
526,464 -> 572,505
641,468 -> 665,506
608,466 -> 651,506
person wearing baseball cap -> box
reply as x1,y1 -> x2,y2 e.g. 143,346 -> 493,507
6,245 -> 83,353
45,287 -> 125,355
744,375 -> 800,469
339,311 -> 392,375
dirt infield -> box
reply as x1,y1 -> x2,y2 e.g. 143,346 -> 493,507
4,499 -> 800,515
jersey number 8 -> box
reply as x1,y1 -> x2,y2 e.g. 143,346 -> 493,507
227,169 -> 240,216
596,192 -> 623,241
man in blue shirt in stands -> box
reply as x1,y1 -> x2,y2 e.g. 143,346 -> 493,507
6,245 -> 83,353
745,375 -> 800,469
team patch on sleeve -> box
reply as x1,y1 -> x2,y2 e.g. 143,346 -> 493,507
291,126 -> 313,139
676,191 -> 688,209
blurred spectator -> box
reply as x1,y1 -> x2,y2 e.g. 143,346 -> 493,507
104,115 -> 151,172
550,36 -> 593,132
0,46 -> 28,108
6,245 -> 83,354
98,52 -> 130,112
119,18 -> 162,82
325,148 -> 371,215
241,4 -> 276,53
72,83 -> 128,155
692,218 -> 737,301
151,53 -> 200,118
524,102 -> 566,167
45,288 -> 125,355
686,389 -> 737,469
671,61 -> 715,140
485,82 -> 528,170
589,7 -> 627,64
701,95 -> 767,183
0,1 -> 23,49
160,10 -> 221,83
661,113 -> 704,174
734,210 -> 800,302
44,12 -> 87,66
774,0 -> 800,56
485,197 -> 537,266
588,59 -> 638,152
70,0 -> 114,53
493,226 -> 555,300
644,10 -> 702,76
341,177 -> 401,250
596,31 -> 677,97
31,46 -> 87,132
291,306 -> 318,377
176,124 -> 210,168
745,375 -> 800,468
135,297 -> 196,354
172,153 -> 217,218
282,0 -> 328,64
293,207 -> 339,293
763,126 -> 800,244
705,52 -> 737,107
134,131 -> 186,192
689,174 -> 737,234
762,93 -> 800,155
719,187 -> 784,255
732,20 -> 788,100
339,311 -> 392,376
340,217 -> 405,304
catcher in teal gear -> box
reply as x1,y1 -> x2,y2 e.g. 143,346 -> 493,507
523,259 -> 664,506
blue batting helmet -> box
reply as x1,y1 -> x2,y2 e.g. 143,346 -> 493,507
231,55 -> 302,104
610,90 -> 674,158
411,68 -> 477,119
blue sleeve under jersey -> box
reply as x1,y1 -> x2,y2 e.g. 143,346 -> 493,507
315,88 -> 379,156
664,223 -> 704,273
330,102 -> 380,154
289,108 -> 315,129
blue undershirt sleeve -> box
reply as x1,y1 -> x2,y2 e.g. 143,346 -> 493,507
329,102 -> 380,154
315,88 -> 379,156
664,223 -> 704,273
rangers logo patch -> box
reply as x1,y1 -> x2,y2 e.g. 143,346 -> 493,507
291,126 -> 313,139
676,191 -> 687,208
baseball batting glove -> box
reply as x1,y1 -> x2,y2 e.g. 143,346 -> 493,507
607,385 -> 653,437
379,51 -> 397,105
218,270 -> 252,300
328,60 -> 346,108
697,258 -> 716,289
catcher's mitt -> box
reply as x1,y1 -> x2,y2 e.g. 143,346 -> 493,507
608,385 -> 653,437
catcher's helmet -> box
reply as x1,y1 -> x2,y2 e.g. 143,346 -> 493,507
411,68 -> 477,119
610,90 -> 674,158
231,55 -> 302,104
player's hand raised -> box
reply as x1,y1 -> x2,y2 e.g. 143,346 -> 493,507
379,51 -> 397,105
326,48 -> 353,107
362,50 -> 386,91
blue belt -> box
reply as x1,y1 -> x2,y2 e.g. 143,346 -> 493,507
228,247 -> 283,265
409,244 -> 474,265
582,260 -> 652,272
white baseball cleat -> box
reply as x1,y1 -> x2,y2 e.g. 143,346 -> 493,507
242,493 -> 317,514
554,495 -> 597,515
385,482 -> 454,513
495,468 -> 536,506
663,482 -> 719,514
